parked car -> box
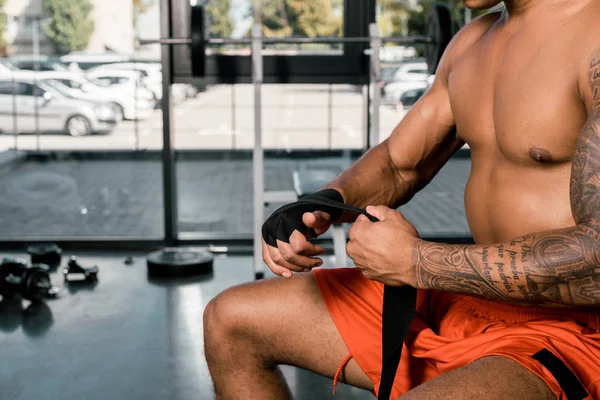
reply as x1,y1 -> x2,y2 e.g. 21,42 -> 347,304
0,59 -> 19,75
0,73 -> 118,136
9,56 -> 70,72
382,63 -> 430,103
59,52 -> 130,71
85,68 -> 156,110
398,87 -> 428,107
29,70 -> 154,121
88,62 -> 164,102
380,46 -> 418,63
87,62 -> 192,103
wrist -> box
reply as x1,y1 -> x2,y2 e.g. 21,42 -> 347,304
411,239 -> 427,289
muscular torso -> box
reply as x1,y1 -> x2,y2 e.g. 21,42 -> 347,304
448,8 -> 592,245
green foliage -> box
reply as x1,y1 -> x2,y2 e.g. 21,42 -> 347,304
377,0 -> 410,36
389,0 -> 492,37
43,0 -> 95,54
206,0 -> 234,38
262,0 -> 341,37
0,0 -> 7,56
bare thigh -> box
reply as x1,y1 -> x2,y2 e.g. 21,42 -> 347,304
205,271 -> 373,390
400,356 -> 556,400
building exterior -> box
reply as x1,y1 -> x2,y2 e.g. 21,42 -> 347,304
4,0 -> 135,56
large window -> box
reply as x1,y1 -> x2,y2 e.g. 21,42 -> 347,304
0,2 -> 166,240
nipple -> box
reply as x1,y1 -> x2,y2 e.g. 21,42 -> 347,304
528,147 -> 553,162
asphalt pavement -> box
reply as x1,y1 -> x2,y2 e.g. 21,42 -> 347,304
0,84 -> 405,151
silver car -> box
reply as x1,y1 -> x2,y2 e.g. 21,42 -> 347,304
0,76 -> 118,136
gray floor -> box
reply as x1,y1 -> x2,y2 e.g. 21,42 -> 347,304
0,152 -> 471,239
0,252 -> 374,400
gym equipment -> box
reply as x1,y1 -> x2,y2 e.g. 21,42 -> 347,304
140,4 -> 452,78
261,191 -> 416,400
62,256 -> 98,283
26,243 -> 63,268
0,258 -> 60,301
425,4 -> 453,75
146,248 -> 214,277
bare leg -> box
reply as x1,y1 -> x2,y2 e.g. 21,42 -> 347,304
400,356 -> 555,400
203,272 -> 373,400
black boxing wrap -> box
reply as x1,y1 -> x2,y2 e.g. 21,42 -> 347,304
262,188 -> 378,247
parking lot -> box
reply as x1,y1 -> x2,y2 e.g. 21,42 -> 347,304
0,84 -> 405,151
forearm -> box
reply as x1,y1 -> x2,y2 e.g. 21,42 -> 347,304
415,223 -> 600,307
326,143 -> 417,220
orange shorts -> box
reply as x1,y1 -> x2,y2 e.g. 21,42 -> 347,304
313,267 -> 600,399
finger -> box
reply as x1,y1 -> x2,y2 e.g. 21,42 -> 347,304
348,223 -> 358,241
277,238 -> 324,269
289,230 -> 326,257
268,244 -> 305,273
355,214 -> 370,223
262,240 -> 293,278
365,205 -> 394,221
302,211 -> 332,236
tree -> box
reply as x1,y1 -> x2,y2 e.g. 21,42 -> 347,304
378,0 -> 410,37
43,0 -> 95,54
406,0 -> 491,36
205,0 -> 234,38
262,0 -> 341,37
0,0 -> 7,56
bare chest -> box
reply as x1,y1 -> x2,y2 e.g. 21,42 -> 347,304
448,31 -> 586,165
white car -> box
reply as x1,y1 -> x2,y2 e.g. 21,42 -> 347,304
88,62 -> 164,101
85,69 -> 156,111
389,62 -> 430,82
384,80 -> 429,104
87,62 -> 192,103
29,70 -> 154,121
0,74 -> 118,136
381,62 -> 430,102
59,52 -> 130,71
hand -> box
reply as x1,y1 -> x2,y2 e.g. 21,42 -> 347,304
262,211 -> 332,278
347,205 -> 420,287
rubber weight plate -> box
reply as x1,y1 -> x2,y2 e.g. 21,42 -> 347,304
147,249 -> 214,277
424,4 -> 452,75
26,243 -> 62,268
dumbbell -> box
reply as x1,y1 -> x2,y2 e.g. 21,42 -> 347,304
0,258 -> 60,301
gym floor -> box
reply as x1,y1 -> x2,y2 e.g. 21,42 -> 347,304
0,152 -> 471,239
0,252 -> 374,400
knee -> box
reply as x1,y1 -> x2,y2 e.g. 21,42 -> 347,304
203,286 -> 251,349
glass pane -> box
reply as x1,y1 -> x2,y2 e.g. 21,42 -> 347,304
204,0 -> 344,55
175,83 -> 368,237
0,2 -> 164,239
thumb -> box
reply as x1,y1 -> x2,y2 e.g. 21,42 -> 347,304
302,211 -> 331,235
365,205 -> 392,221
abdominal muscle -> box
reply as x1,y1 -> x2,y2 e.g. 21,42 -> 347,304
463,155 -> 575,246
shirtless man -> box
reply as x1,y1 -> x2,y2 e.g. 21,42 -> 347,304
203,0 -> 600,398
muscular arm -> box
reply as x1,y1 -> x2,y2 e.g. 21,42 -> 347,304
326,53 -> 463,221
414,51 -> 600,307
326,15 -> 503,220
329,80 -> 461,219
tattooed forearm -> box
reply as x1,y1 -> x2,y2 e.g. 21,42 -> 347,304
414,52 -> 600,307
415,229 -> 600,306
